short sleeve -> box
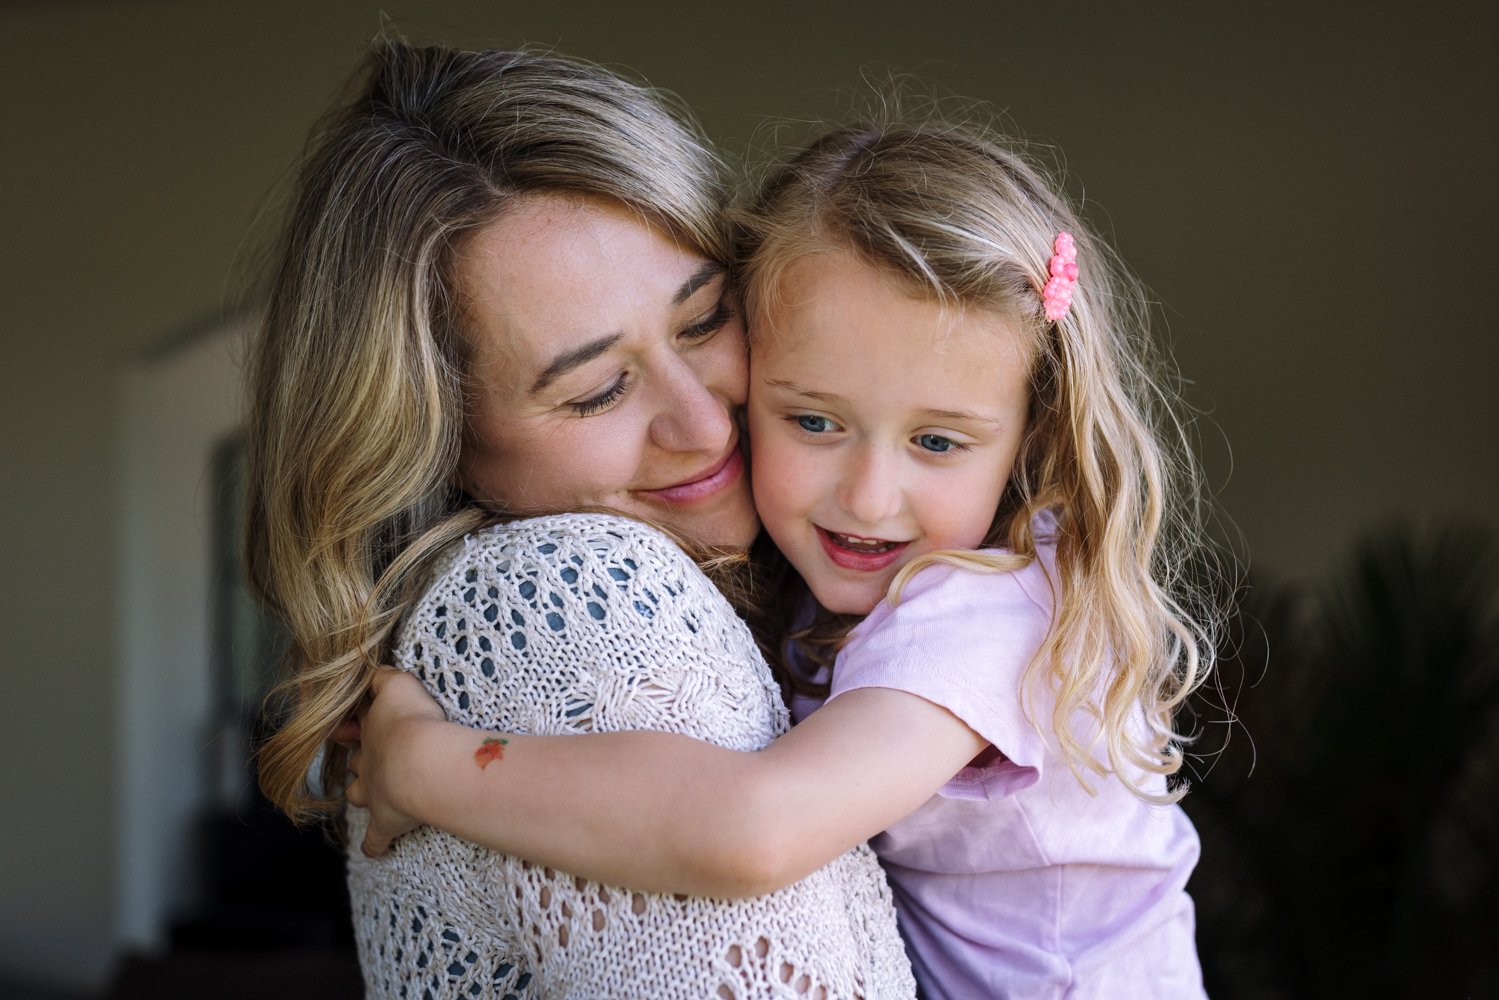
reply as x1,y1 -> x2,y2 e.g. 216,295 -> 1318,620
829,555 -> 1056,800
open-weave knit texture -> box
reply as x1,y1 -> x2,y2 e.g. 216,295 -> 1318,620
348,513 -> 916,1000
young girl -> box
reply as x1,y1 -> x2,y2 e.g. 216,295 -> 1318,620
349,118 -> 1218,998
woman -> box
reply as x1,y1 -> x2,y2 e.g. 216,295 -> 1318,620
246,41 -> 914,999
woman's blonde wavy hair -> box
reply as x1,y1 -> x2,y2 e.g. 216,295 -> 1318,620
247,41 -> 733,823
737,121 -> 1222,803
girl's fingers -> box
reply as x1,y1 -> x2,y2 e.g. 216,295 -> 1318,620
361,830 -> 391,858
345,747 -> 366,806
369,665 -> 402,696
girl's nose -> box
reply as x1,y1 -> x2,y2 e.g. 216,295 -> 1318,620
838,444 -> 903,528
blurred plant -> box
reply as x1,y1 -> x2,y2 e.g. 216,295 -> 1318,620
1182,521 -> 1499,999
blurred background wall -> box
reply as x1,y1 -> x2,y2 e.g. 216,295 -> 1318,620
2,0 -> 1494,994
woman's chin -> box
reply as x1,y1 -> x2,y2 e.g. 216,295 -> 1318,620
684,502 -> 760,551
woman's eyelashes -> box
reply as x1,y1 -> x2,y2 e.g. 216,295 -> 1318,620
569,374 -> 631,416
565,301 -> 732,417
680,300 -> 734,341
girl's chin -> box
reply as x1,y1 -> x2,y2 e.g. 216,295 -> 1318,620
808,584 -> 885,617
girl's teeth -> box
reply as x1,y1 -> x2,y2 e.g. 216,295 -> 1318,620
832,532 -> 893,551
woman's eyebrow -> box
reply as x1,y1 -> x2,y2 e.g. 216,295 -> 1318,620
529,264 -> 722,395
673,261 -> 724,305
531,332 -> 625,393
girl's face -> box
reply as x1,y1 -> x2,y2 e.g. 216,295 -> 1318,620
458,194 -> 759,549
748,250 -> 1032,614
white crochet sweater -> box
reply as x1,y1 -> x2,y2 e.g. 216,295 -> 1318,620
347,513 -> 916,1000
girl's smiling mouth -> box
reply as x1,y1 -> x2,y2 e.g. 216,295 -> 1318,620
816,527 -> 909,571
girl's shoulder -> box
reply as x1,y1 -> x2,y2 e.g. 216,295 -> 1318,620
837,517 -> 1061,690
857,559 -> 1052,668
915,551 -> 1052,600
832,533 -> 1060,782
890,535 -> 1059,630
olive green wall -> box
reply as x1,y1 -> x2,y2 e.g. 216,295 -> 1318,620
2,0 -> 1493,990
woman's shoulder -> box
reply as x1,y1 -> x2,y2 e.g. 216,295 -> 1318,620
396,512 -> 782,745
426,511 -> 702,589
405,512 -> 724,651
402,511 -> 748,658
478,510 -> 682,544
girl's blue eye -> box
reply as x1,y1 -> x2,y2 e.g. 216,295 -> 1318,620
796,414 -> 836,434
916,433 -> 957,453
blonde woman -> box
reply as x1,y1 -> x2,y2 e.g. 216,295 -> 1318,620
246,42 -> 914,999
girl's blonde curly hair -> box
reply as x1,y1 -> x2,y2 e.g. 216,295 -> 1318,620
738,121 -> 1223,802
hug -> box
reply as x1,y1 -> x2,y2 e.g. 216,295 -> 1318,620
247,40 -> 1218,999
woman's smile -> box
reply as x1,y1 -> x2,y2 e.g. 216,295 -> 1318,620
640,440 -> 745,505
457,194 -> 759,549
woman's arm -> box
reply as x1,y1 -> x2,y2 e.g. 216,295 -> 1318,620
351,666 -> 987,897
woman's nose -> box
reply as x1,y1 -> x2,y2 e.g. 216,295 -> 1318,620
649,358 -> 736,455
838,445 -> 903,527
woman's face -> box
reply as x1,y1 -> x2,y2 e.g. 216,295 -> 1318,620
457,194 -> 758,549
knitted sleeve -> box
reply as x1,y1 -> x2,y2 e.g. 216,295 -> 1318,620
347,513 -> 916,1000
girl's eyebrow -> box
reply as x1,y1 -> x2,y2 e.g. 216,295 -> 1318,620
919,407 -> 1006,428
762,378 -> 839,403
765,380 -> 1004,428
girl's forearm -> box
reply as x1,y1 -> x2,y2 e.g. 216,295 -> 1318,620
389,688 -> 985,897
392,718 -> 809,896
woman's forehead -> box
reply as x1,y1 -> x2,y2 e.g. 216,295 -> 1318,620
454,194 -> 722,377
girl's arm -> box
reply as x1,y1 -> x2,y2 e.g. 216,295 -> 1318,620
347,515 -> 920,997
350,665 -> 986,897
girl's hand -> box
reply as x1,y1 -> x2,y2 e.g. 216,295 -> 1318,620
346,668 -> 447,858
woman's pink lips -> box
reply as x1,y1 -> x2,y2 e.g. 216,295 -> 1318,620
641,444 -> 743,505
816,527 -> 909,572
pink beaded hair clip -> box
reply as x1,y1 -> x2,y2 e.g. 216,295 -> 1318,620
1041,231 -> 1079,321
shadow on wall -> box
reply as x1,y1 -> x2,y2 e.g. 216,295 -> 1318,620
1184,520 -> 1499,999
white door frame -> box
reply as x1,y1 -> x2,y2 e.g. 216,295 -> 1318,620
115,313 -> 253,952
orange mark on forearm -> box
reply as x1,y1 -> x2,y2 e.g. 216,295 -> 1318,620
474,736 -> 509,769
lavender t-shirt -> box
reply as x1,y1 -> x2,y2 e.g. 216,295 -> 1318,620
791,538 -> 1205,999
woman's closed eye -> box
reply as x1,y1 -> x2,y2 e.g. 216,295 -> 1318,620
679,300 -> 735,342
569,373 -> 631,416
